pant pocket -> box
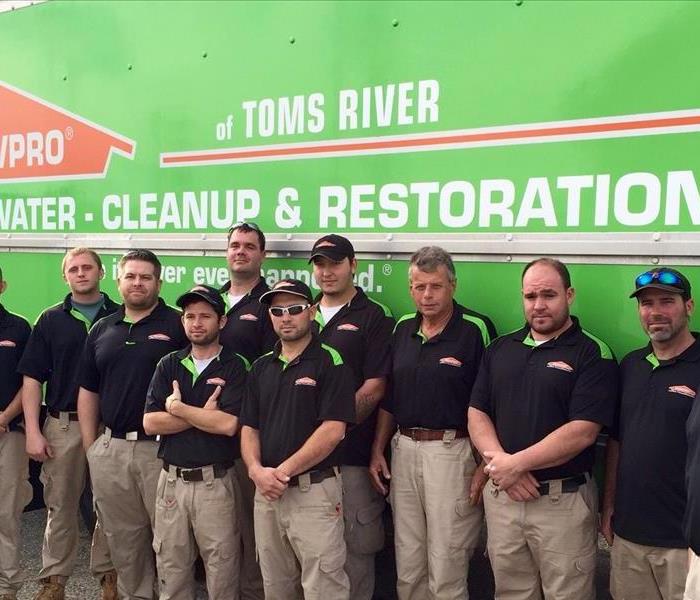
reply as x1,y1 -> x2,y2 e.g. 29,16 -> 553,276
346,498 -> 385,555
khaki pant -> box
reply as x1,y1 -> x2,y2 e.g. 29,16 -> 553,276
610,534 -> 687,600
253,474 -> 349,600
39,414 -> 112,579
389,433 -> 483,600
154,466 -> 241,600
342,465 -> 386,600
483,477 -> 598,600
0,431 -> 32,596
685,551 -> 700,600
233,457 -> 264,600
87,433 -> 161,600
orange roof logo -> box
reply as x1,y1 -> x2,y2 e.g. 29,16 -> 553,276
295,377 -> 317,386
315,241 -> 336,247
546,361 -> 574,372
0,80 -> 135,184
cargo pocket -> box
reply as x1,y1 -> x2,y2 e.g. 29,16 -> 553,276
574,550 -> 596,575
319,545 -> 348,597
451,498 -> 481,550
347,499 -> 386,555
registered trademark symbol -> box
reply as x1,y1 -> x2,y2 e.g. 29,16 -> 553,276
382,264 -> 392,276
65,126 -> 74,140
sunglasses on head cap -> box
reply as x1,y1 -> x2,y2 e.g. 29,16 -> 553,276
228,221 -> 261,233
635,269 -> 684,288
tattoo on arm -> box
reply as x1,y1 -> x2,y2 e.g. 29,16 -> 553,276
355,392 -> 379,423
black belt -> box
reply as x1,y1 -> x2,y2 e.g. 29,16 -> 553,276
105,428 -> 155,441
399,427 -> 468,441
163,462 -> 231,482
538,474 -> 587,496
288,467 -> 338,487
48,410 -> 79,421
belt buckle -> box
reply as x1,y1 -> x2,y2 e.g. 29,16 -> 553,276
125,431 -> 138,441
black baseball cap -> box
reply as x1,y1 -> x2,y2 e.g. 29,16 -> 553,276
308,234 -> 355,263
176,284 -> 226,316
630,267 -> 692,300
259,279 -> 314,305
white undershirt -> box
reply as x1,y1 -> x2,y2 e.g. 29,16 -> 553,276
193,356 -> 216,374
319,304 -> 343,325
227,292 -> 245,309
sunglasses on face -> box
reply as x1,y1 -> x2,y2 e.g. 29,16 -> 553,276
228,221 -> 261,234
269,304 -> 310,317
635,269 -> 684,289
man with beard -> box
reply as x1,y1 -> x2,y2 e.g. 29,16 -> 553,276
309,234 -> 394,600
219,222 -> 275,600
144,285 -> 247,600
0,267 -> 32,600
601,268 -> 697,600
77,249 -> 186,600
19,248 -> 118,600
240,279 -> 356,600
469,257 -> 618,600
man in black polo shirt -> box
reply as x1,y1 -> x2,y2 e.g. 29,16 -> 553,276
19,247 -> 118,600
144,284 -> 247,600
684,339 -> 700,599
370,246 -> 491,600
77,249 -> 186,600
309,234 -> 394,600
469,257 -> 618,600
240,279 -> 356,600
0,268 -> 32,600
601,268 -> 697,600
219,221 -> 274,600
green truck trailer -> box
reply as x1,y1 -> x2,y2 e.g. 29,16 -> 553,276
1,0 -> 699,356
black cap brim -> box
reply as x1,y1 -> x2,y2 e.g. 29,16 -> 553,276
630,283 -> 686,298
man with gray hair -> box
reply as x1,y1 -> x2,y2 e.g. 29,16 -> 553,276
370,246 -> 494,600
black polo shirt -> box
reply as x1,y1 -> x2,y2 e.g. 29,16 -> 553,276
240,337 -> 356,470
79,299 -> 186,434
18,293 -> 119,412
470,317 -> 617,481
145,345 -> 247,468
685,367 -> 700,554
613,338 -> 700,548
0,305 -> 31,431
219,278 -> 276,363
384,302 -> 485,431
312,287 -> 394,467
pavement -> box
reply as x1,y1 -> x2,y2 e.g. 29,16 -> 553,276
17,507 -> 612,599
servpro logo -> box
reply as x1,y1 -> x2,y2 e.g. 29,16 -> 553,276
0,80 -> 136,183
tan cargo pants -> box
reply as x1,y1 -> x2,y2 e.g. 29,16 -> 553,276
685,551 -> 700,600
233,457 -> 264,600
342,465 -> 386,600
483,476 -> 598,600
87,432 -> 160,600
153,465 -> 240,600
253,473 -> 350,600
389,432 -> 483,600
0,431 -> 33,596
610,534 -> 687,600
39,414 -> 112,579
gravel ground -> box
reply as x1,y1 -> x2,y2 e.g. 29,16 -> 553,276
18,508 -> 611,599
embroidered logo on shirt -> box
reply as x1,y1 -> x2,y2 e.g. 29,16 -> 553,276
439,357 -> 462,367
239,313 -> 258,321
295,377 -> 317,386
337,323 -> 359,332
148,333 -> 172,341
546,361 -> 574,372
206,377 -> 226,387
668,385 -> 696,398
0,340 -> 16,347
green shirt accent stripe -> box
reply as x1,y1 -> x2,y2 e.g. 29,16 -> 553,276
393,312 -> 414,333
321,343 -> 343,366
368,296 -> 393,318
582,329 -> 614,360
180,355 -> 198,384
645,352 -> 660,370
236,353 -> 251,372
462,314 -> 491,346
